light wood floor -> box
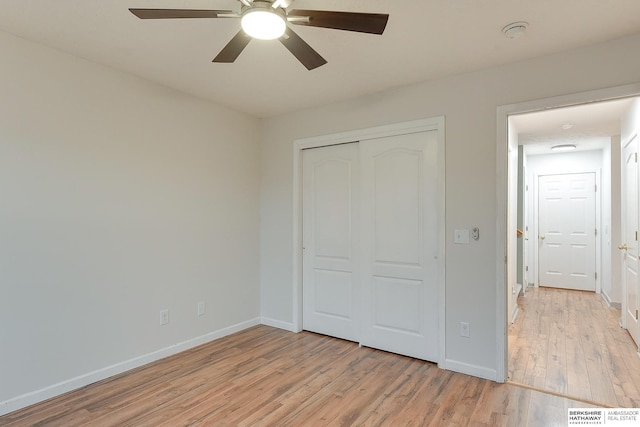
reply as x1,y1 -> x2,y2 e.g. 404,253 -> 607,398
509,286 -> 640,408
2,325 -> 593,426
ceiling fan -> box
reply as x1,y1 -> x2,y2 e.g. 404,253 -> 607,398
129,0 -> 389,70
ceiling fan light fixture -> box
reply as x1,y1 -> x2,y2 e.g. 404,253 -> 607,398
241,7 -> 286,40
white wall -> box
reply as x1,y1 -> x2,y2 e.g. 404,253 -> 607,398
260,33 -> 640,378
602,142 -> 613,302
0,30 -> 261,412
622,99 -> 640,143
526,149 -> 605,175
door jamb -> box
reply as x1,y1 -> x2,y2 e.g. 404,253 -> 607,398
292,117 -> 446,367
496,82 -> 640,383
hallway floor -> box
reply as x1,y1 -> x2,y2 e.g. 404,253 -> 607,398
508,286 -> 640,407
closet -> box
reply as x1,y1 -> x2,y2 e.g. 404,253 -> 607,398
302,130 -> 441,362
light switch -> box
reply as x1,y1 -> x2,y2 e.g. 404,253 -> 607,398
454,229 -> 470,244
472,227 -> 480,241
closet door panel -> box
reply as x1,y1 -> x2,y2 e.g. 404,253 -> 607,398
302,143 -> 360,341
360,131 -> 439,362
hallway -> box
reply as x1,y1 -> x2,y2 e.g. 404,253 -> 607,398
508,287 -> 640,407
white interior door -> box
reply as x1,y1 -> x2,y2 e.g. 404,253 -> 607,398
538,173 -> 596,291
302,143 -> 360,342
622,135 -> 639,347
359,131 -> 439,362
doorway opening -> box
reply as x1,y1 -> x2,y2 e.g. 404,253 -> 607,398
497,83 -> 640,407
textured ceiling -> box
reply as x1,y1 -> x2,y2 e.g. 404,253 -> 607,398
1,0 -> 640,118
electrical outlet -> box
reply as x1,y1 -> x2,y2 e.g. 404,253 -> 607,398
197,301 -> 206,317
160,309 -> 169,326
460,322 -> 470,338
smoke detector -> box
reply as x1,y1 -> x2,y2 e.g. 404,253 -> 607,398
502,21 -> 528,39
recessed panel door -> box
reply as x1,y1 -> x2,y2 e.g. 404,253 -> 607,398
622,135 -> 639,347
359,131 -> 439,362
302,143 -> 360,342
538,173 -> 596,291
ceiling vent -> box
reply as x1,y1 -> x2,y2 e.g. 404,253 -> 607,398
502,21 -> 528,39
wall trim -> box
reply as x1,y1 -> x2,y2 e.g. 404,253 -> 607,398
601,290 -> 622,310
0,318 -> 260,417
496,82 -> 640,383
261,317 -> 296,332
444,359 -> 497,382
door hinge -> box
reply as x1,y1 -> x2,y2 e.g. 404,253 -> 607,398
594,184 -> 597,192
595,272 -> 598,280
595,228 -> 598,236
636,309 -> 639,320
636,231 -> 638,241
525,265 -> 529,272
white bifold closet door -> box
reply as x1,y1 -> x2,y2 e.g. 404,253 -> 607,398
302,130 -> 439,362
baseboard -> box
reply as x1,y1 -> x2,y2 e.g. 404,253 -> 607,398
511,306 -> 520,324
0,317 -> 261,417
444,359 -> 497,382
261,317 -> 296,332
600,290 -> 622,309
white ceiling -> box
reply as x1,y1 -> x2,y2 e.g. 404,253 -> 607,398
512,98 -> 636,155
1,0 -> 639,118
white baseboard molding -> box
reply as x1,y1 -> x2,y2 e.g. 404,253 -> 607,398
261,317 -> 296,332
444,359 -> 497,382
515,283 -> 523,297
511,306 -> 520,324
0,317 -> 261,417
601,290 -> 622,310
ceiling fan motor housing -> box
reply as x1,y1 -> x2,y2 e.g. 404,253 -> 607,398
241,1 -> 287,40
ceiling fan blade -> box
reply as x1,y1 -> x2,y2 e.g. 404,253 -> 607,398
287,10 -> 389,34
279,27 -> 327,71
129,9 -> 234,19
213,31 -> 252,63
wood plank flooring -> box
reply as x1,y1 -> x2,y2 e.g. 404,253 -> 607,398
508,286 -> 640,408
2,325 -> 594,426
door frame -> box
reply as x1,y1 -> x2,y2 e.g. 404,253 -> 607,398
292,117 -> 446,367
496,82 -> 640,382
